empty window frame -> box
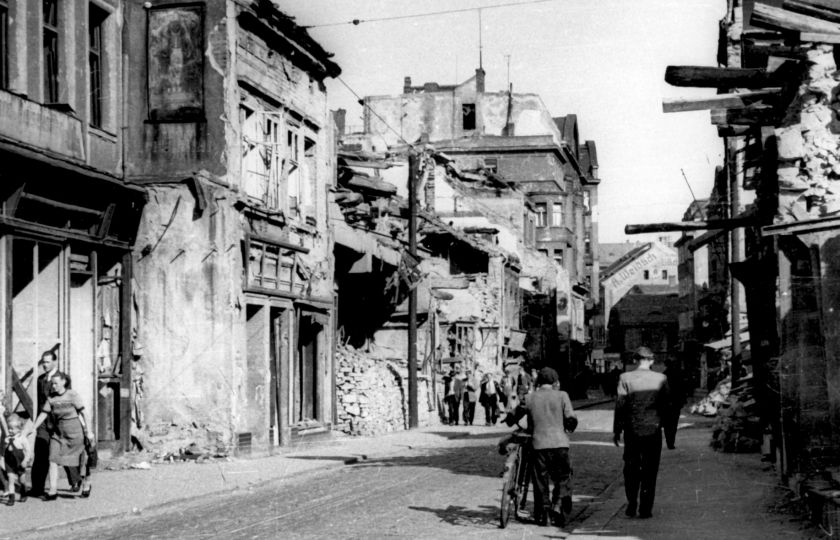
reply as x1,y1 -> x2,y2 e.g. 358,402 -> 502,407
535,203 -> 547,228
554,250 -> 564,268
43,0 -> 59,103
551,202 -> 563,227
287,123 -> 301,214
461,103 -> 476,131
240,106 -> 282,208
484,157 -> 498,174
89,5 -> 106,127
0,0 -> 7,90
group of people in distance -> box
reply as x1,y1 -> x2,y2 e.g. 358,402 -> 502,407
497,346 -> 682,528
0,350 -> 95,505
442,366 -> 533,426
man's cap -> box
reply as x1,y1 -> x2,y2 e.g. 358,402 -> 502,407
634,346 -> 655,360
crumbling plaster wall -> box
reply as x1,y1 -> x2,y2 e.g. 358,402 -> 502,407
133,183 -> 245,452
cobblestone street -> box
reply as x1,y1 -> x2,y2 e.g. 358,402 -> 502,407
18,407 -> 620,539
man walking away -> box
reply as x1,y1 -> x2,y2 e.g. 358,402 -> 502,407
480,374 -> 500,425
443,370 -> 463,425
462,370 -> 478,426
613,346 -> 672,519
508,367 -> 577,526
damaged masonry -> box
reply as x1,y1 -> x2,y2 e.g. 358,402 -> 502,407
1,1 -> 599,465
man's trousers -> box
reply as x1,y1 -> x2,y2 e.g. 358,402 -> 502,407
532,447 -> 572,523
623,430 -> 662,516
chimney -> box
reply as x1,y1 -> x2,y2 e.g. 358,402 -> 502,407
475,68 -> 485,93
403,76 -> 412,93
333,108 -> 346,136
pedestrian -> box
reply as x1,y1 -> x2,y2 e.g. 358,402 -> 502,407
663,357 -> 686,450
608,364 -> 623,397
462,369 -> 478,426
443,369 -> 463,425
516,366 -> 533,402
30,350 -> 59,497
505,367 -> 577,526
32,372 -> 95,500
613,346 -> 672,519
2,414 -> 34,505
480,374 -> 501,425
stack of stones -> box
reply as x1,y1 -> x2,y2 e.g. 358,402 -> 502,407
335,345 -> 439,436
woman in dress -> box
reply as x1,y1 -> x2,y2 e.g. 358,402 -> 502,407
33,372 -> 94,500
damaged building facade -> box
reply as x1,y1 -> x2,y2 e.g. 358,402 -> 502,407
665,0 -> 840,521
349,71 -> 601,381
120,0 -> 340,454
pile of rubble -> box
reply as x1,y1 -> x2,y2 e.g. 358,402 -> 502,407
335,345 -> 408,437
709,376 -> 762,453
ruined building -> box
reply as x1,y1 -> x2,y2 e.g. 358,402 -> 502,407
121,0 -> 340,454
350,71 -> 600,380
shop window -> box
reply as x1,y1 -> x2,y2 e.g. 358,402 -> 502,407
551,202 -> 563,227
462,103 -> 476,131
89,4 -> 107,128
535,203 -> 547,228
0,0 -> 8,90
43,0 -> 60,103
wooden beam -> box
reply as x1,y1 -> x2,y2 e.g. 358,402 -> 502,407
625,217 -> 757,235
783,0 -> 840,24
96,203 -> 116,239
11,369 -> 33,418
717,125 -> 756,137
751,2 -> 840,33
665,66 -> 779,88
710,105 -> 779,126
21,193 -> 102,217
800,31 -> 840,42
663,88 -> 781,113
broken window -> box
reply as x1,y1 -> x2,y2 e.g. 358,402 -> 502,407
554,251 -> 564,269
287,122 -> 301,216
484,157 -> 498,174
241,105 -> 282,209
43,0 -> 60,103
446,322 -> 476,360
535,203 -> 547,228
551,202 -> 563,227
461,103 -> 476,131
246,240 -> 300,292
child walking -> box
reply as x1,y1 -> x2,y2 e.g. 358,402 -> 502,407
2,413 -> 33,505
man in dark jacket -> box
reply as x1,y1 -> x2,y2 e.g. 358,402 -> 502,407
507,367 -> 577,526
613,346 -> 672,519
443,369 -> 464,425
30,350 -> 58,496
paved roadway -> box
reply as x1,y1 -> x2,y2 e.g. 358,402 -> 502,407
22,406 -> 620,539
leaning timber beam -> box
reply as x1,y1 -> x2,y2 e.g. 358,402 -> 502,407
711,105 -> 779,126
751,2 -> 840,33
665,66 -> 779,88
801,31 -> 840,42
663,89 -> 780,113
783,0 -> 840,24
625,218 -> 757,235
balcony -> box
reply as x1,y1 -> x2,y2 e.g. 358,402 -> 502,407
0,90 -> 84,162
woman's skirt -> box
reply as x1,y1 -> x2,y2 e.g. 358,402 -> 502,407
49,418 -> 85,467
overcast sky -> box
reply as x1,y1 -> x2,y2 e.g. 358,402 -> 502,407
277,0 -> 727,243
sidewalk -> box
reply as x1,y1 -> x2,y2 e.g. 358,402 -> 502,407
1,421 -> 507,539
568,418 -> 810,540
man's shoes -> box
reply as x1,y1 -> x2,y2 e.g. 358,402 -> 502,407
625,503 -> 637,517
561,495 -> 573,515
71,481 -> 81,492
43,493 -> 57,501
81,485 -> 92,498
19,491 -> 27,503
5,494 -> 13,507
638,509 -> 652,519
550,508 -> 566,527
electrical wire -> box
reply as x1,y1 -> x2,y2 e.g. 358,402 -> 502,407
303,0 -> 559,28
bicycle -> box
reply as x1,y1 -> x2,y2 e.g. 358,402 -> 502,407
498,430 -> 532,528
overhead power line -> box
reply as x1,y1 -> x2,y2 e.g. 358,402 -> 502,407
303,0 -> 558,29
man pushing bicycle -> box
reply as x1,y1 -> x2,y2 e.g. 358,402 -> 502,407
504,367 -> 577,527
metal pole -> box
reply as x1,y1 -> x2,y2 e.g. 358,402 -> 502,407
727,137 -> 742,386
408,150 -> 419,429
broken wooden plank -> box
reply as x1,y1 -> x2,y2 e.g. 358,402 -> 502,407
665,66 -> 779,88
784,0 -> 840,24
11,369 -> 33,419
710,105 -> 778,126
21,193 -> 102,216
663,88 -> 781,113
751,2 -> 840,33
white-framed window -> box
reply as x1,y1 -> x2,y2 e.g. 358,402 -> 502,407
551,202 -> 563,227
535,203 -> 547,228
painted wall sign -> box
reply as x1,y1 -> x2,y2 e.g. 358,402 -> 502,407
148,6 -> 204,121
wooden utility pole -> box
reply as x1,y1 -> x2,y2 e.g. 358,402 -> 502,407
408,150 -> 419,429
624,218 -> 756,235
728,138 -> 743,386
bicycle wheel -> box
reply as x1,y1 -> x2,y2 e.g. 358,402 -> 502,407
499,446 -> 521,528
